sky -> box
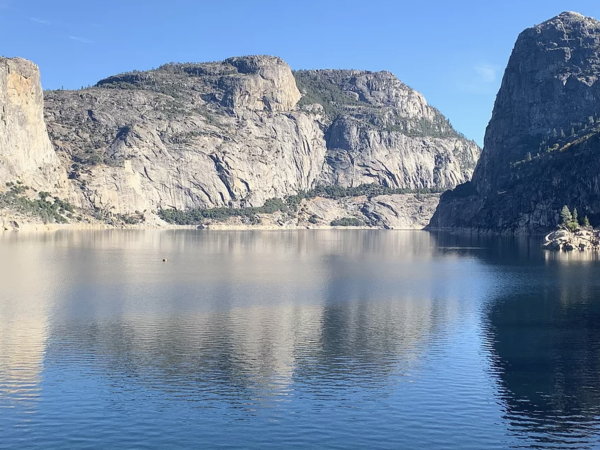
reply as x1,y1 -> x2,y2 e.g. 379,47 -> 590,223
1,1 -> 600,146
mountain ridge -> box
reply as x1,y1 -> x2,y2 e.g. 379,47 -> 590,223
0,54 -> 480,229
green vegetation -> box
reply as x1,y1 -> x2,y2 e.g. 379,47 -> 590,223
560,205 -> 591,231
0,183 -> 76,224
560,205 -> 572,224
294,71 -> 469,140
93,64 -> 225,104
285,184 -> 442,208
330,217 -> 363,227
115,213 -> 144,225
382,113 -> 468,140
512,118 -> 600,168
95,72 -> 186,99
159,197 -> 288,225
294,71 -> 366,118
159,183 -> 441,225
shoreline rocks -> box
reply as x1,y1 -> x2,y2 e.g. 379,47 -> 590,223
543,228 -> 600,251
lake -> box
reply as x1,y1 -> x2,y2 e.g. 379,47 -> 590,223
1,230 -> 600,449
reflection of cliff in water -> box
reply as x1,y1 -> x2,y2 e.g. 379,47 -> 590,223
34,230 -> 471,408
0,238 -> 62,411
48,299 -> 442,407
483,259 -> 600,448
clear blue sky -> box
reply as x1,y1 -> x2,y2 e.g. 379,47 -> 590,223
1,0 -> 600,145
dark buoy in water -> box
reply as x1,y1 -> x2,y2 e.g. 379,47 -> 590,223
163,258 -> 168,262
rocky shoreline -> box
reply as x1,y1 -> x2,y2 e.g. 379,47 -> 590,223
543,229 -> 600,251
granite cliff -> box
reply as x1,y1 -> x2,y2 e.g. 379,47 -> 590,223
1,54 -> 480,229
0,58 -> 67,193
295,70 -> 479,190
430,12 -> 600,234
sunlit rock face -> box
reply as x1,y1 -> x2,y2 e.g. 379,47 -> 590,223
0,57 -> 67,192
0,52 -> 480,228
299,70 -> 480,190
431,12 -> 600,234
42,56 -> 478,219
44,56 -> 325,214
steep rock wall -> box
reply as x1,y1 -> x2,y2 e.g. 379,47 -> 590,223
431,12 -> 600,233
45,57 -> 479,216
0,57 -> 66,192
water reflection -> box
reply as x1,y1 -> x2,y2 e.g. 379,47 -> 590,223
3,229 -> 600,448
21,230 -> 476,409
482,249 -> 600,448
0,239 -> 60,410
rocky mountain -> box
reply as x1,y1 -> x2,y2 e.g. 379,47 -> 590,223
295,70 -> 479,189
44,56 -> 478,216
1,54 -> 480,229
430,12 -> 600,234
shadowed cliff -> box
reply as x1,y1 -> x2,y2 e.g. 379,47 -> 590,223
430,12 -> 600,234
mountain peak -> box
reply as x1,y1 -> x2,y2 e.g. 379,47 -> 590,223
557,11 -> 585,19
539,11 -> 599,28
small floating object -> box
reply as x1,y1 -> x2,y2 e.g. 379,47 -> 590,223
163,258 -> 168,262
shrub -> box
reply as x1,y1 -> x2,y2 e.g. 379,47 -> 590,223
330,217 -> 363,227
158,184 -> 440,226
0,185 -> 75,224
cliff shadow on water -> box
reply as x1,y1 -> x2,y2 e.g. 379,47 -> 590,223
476,242 -> 600,447
432,229 -> 600,446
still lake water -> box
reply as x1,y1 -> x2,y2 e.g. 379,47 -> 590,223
1,230 -> 600,449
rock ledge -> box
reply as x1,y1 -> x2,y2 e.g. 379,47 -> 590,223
543,229 -> 600,251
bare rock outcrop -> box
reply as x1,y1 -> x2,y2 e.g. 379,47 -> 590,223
198,193 -> 441,230
543,228 -> 600,251
321,117 -> 478,189
221,56 -> 301,111
296,70 -> 480,190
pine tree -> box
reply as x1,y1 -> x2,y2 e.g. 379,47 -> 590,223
561,205 -> 572,225
584,216 -> 591,228
573,208 -> 579,224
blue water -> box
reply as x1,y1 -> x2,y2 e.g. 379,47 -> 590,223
1,230 -> 599,449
